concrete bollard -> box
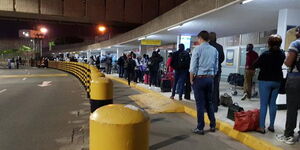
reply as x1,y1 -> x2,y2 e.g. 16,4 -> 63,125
90,104 -> 149,150
89,77 -> 113,113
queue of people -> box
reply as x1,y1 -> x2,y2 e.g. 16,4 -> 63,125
114,27 -> 300,144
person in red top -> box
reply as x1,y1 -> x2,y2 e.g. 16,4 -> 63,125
242,44 -> 259,100
166,53 -> 174,73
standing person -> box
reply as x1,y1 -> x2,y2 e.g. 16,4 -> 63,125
88,56 -> 95,65
133,53 -> 141,83
253,35 -> 285,134
117,53 -> 127,78
241,44 -> 259,100
125,54 -> 136,86
166,53 -> 174,73
170,44 -> 190,100
184,48 -> 192,100
16,56 -> 20,69
106,54 -> 112,74
190,31 -> 218,135
95,55 -> 101,69
209,32 -> 225,112
148,51 -> 163,87
276,26 -> 300,145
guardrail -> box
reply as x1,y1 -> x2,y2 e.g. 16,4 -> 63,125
48,61 -> 149,150
48,61 -> 112,112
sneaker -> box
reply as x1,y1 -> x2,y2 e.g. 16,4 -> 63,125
170,96 -> 174,99
192,128 -> 204,135
276,134 -> 295,145
241,93 -> 247,100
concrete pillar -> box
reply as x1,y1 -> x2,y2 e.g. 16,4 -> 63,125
277,9 -> 300,50
176,35 -> 181,50
117,48 -> 124,58
140,45 -> 147,56
87,50 -> 92,59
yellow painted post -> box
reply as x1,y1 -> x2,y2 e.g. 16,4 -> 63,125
90,104 -> 149,150
89,77 -> 113,112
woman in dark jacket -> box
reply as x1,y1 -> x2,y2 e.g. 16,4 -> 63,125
254,35 -> 286,133
125,54 -> 136,86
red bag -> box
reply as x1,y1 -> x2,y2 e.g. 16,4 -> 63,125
144,74 -> 149,84
164,72 -> 174,87
233,109 -> 259,132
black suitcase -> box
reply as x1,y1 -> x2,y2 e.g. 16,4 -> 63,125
160,78 -> 172,92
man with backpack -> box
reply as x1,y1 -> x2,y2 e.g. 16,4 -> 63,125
170,44 -> 191,100
276,26 -> 300,145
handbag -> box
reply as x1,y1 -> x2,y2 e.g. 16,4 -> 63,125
234,109 -> 259,132
227,103 -> 244,121
220,93 -> 233,107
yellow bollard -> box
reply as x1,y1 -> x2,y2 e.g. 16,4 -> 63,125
90,77 -> 113,112
90,104 -> 149,150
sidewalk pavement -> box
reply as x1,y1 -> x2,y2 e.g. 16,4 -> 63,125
109,73 -> 300,150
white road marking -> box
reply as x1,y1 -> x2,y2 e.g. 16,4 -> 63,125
0,89 -> 7,94
22,78 -> 27,81
38,81 -> 52,87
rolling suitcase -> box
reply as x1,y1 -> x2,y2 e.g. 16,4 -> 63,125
160,78 -> 172,92
144,74 -> 149,84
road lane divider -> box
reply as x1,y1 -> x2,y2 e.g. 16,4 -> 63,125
48,61 -> 112,113
0,89 -> 7,94
90,104 -> 149,150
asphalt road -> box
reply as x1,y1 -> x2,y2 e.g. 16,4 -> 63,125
0,68 -> 90,150
0,68 -> 251,150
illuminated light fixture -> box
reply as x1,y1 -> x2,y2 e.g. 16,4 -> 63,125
107,46 -> 111,49
40,27 -> 48,34
241,0 -> 253,4
138,37 -> 146,41
167,25 -> 182,31
98,25 -> 107,32
23,31 -> 29,37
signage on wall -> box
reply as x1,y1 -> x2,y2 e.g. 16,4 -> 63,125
180,35 -> 191,49
285,25 -> 297,50
226,49 -> 234,66
141,40 -> 162,46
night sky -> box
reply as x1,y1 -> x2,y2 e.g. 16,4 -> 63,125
0,19 -> 98,40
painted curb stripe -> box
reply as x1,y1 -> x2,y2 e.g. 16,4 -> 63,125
106,75 -> 283,150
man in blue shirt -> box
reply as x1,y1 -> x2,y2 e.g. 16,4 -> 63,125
190,31 -> 219,135
276,26 -> 300,145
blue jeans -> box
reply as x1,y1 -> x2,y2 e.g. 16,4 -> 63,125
171,70 -> 188,98
259,81 -> 280,129
193,77 -> 216,130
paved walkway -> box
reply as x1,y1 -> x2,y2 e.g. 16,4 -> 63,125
109,73 -> 300,150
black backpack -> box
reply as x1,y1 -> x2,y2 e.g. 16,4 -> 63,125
172,51 -> 190,70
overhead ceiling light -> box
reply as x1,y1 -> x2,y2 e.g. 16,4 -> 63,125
241,0 -> 253,4
138,37 -> 146,41
167,25 -> 182,31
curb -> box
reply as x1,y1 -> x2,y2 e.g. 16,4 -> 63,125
107,75 -> 283,150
